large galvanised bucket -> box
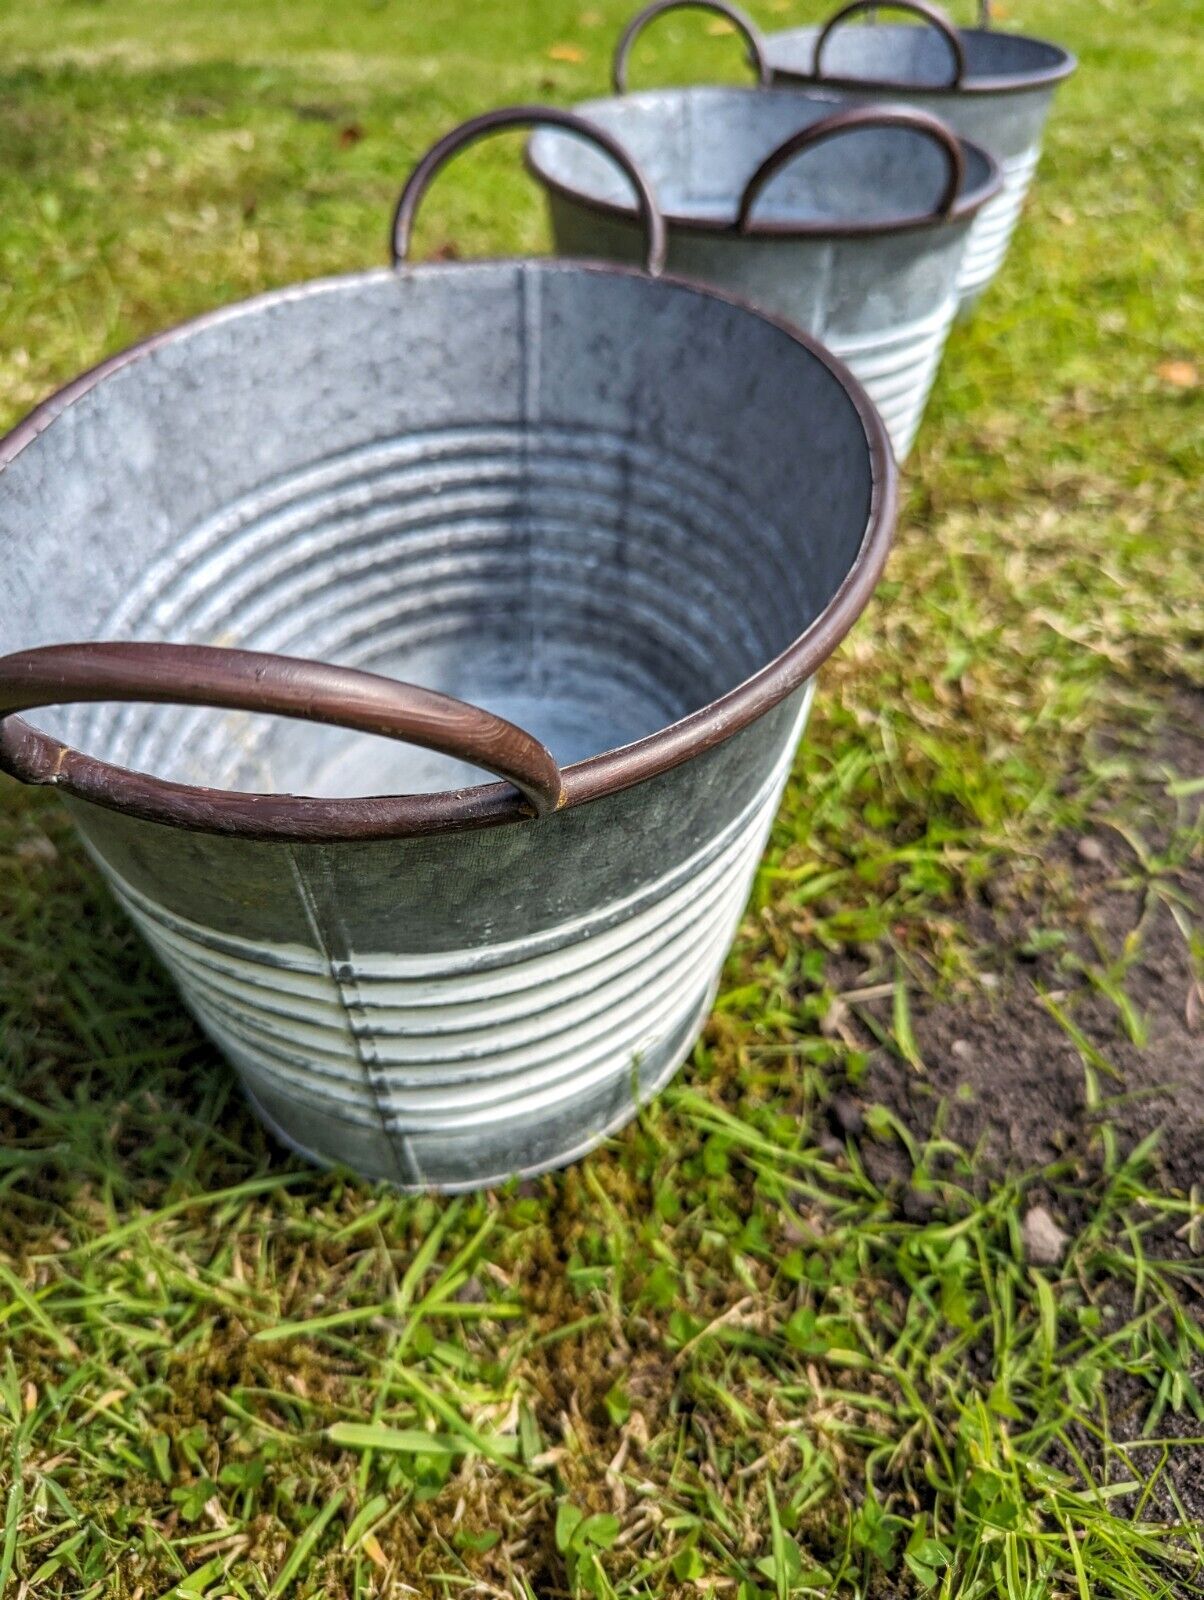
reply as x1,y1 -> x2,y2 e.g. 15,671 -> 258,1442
747,0 -> 1076,311
527,65 -> 999,459
0,107 -> 896,1193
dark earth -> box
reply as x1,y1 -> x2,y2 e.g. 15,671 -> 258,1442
826,689 -> 1203,1535
843,690 -> 1202,1194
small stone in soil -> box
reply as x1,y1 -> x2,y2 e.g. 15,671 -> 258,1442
782,1213 -> 810,1245
950,1038 -> 973,1063
829,1094 -> 865,1139
1076,835 -> 1106,864
16,831 -> 57,866
818,1135 -> 845,1161
1022,1205 -> 1070,1267
901,1187 -> 937,1221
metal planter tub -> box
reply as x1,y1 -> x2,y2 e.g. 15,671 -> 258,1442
528,63 -> 999,459
749,0 -> 1076,312
0,108 -> 896,1193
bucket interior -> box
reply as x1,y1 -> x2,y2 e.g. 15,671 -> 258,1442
528,88 -> 996,228
0,263 -> 877,800
763,24 -> 1072,90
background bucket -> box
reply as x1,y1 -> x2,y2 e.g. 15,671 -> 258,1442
528,77 -> 999,459
0,107 -> 896,1192
751,0 -> 1076,312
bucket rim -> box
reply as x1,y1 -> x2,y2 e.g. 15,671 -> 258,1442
526,87 -> 1002,238
0,258 -> 896,842
761,24 -> 1077,97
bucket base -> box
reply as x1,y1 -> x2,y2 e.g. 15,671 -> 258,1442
238,977 -> 718,1193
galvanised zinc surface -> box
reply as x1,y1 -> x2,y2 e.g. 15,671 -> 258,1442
757,24 -> 1075,309
0,261 -> 889,1190
527,87 -> 999,459
65,687 -> 813,1190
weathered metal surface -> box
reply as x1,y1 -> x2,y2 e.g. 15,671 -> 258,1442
754,0 -> 1075,311
0,109 -> 896,1190
528,91 -> 999,458
70,691 -> 811,1189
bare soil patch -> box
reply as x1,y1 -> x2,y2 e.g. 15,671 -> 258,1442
843,690 -> 1203,1195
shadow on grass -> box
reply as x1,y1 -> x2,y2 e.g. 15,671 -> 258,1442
0,779 -> 299,1215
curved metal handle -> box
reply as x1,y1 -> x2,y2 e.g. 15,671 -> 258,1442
813,0 -> 966,88
737,104 -> 965,230
611,0 -> 770,92
0,641 -> 565,816
391,104 -> 668,277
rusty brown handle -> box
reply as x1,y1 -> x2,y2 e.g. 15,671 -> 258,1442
737,103 -> 965,230
611,0 -> 770,92
390,104 -> 668,277
814,0 -> 966,88
0,642 -> 566,816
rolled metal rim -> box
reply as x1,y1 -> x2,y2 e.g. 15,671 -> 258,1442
525,92 -> 1002,238
763,25 -> 1076,98
0,259 -> 896,843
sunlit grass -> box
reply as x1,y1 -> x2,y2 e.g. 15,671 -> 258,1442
0,0 -> 1201,1594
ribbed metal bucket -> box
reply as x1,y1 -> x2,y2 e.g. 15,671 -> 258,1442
747,0 -> 1076,311
528,59 -> 999,459
0,107 -> 896,1193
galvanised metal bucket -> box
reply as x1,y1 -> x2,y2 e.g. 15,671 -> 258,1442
527,60 -> 999,459
0,107 -> 896,1193
748,0 -> 1076,311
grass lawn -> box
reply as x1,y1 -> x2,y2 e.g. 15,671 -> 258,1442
0,0 -> 1201,1595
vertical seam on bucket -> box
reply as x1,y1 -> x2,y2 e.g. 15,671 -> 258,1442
685,95 -> 701,211
812,239 -> 836,343
520,261 -> 542,688
285,846 -> 417,1185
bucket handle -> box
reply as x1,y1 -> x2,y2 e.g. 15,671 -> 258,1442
391,105 -> 668,277
737,103 -> 965,231
611,0 -> 770,92
813,0 -> 966,89
0,642 -> 566,818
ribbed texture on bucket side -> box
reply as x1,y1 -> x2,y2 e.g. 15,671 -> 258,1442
956,142 -> 1042,305
89,702 -> 807,1189
71,425 -> 804,790
4,263 -> 885,1193
824,298 -> 958,462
